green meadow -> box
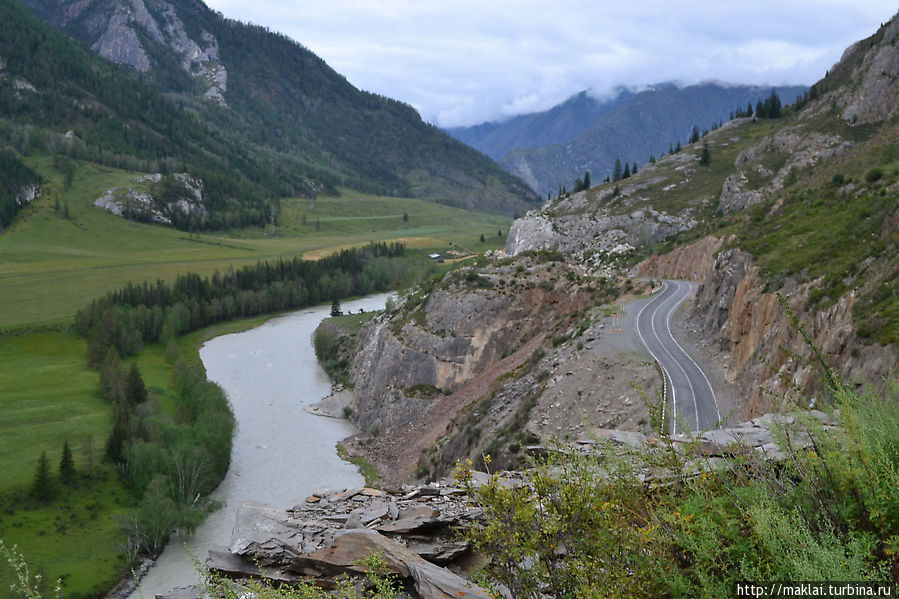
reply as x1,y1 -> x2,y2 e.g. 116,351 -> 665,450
1,157 -> 510,329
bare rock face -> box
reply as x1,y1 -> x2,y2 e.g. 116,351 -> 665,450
349,264 -> 591,436
835,15 -> 899,125
505,155 -> 701,273
63,0 -> 229,104
91,6 -> 151,71
15,183 -> 42,208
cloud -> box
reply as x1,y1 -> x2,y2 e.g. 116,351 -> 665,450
205,0 -> 897,127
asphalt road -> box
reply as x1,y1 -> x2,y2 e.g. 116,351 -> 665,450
635,279 -> 721,433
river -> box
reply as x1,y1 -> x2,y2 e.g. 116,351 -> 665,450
129,293 -> 394,599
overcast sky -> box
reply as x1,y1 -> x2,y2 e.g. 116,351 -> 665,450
204,1 -> 897,128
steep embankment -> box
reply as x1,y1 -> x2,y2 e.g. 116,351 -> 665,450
339,257 -> 657,485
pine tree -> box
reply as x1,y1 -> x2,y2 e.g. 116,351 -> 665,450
613,158 -> 622,181
479,233 -> 486,243
126,364 -> 148,405
583,171 -> 590,189
622,162 -> 631,179
32,451 -> 53,501
330,298 -> 342,317
59,440 -> 76,483
699,141 -> 711,166
689,126 -> 700,144
675,141 -> 682,153
632,162 -> 638,175
105,405 -> 130,463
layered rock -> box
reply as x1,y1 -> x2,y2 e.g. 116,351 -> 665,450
348,261 -> 593,436
206,483 -> 491,599
639,237 -> 896,419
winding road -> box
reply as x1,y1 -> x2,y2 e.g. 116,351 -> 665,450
635,279 -> 721,434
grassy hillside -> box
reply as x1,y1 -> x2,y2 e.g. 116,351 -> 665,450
495,83 -> 806,197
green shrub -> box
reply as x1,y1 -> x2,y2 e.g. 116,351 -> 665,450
865,167 -> 884,183
458,374 -> 899,598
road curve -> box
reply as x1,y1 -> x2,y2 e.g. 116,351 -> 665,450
635,280 -> 720,434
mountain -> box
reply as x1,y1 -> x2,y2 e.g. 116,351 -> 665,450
449,83 -> 807,197
5,0 -> 536,228
445,88 -> 636,160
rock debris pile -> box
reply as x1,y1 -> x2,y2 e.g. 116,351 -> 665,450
205,481 -> 493,599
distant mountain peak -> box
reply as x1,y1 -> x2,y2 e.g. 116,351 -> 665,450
449,82 -> 807,197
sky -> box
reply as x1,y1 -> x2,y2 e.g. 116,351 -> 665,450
204,1 -> 897,128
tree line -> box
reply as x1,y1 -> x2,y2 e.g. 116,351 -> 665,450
75,242 -> 409,363
0,148 -> 40,228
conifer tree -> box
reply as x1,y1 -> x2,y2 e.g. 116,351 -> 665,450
59,440 -> 75,483
622,162 -> 631,179
127,364 -> 148,405
32,452 -> 53,501
699,141 -> 711,166
689,125 -> 700,144
613,158 -> 622,181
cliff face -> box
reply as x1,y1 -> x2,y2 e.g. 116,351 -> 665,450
640,238 -> 896,418
829,16 -> 899,125
341,257 -> 657,485
21,0 -> 229,103
349,264 -> 593,436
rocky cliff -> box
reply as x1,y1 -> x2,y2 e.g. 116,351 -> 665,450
827,15 -> 899,125
340,256 -> 657,485
22,0 -> 229,103
640,238 -> 896,418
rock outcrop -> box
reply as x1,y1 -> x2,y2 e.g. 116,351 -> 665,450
717,126 -> 853,214
93,173 -> 206,226
505,166 -> 697,272
206,483 -> 492,598
348,261 -> 594,437
831,14 -> 899,125
44,0 -> 230,104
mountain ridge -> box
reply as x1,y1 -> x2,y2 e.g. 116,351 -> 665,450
8,0 -> 537,225
448,82 -> 807,197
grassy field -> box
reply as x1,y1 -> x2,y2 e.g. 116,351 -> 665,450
0,330 -> 127,598
0,157 -> 510,329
